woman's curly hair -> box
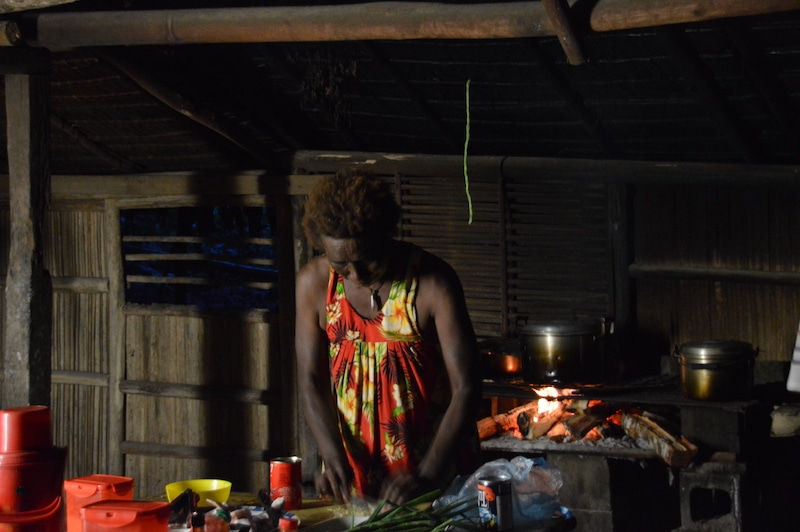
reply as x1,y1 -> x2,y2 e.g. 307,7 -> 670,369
302,168 -> 401,250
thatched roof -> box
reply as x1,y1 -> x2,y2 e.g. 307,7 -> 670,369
1,0 -> 799,175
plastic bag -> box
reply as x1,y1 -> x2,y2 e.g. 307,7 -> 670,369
435,456 -> 564,525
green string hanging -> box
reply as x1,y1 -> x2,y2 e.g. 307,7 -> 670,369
463,79 -> 474,225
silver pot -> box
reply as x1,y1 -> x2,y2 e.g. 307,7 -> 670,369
677,340 -> 756,401
518,319 -> 605,384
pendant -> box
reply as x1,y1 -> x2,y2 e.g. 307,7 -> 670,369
370,290 -> 380,312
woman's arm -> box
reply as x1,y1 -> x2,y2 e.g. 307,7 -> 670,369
294,260 -> 354,502
380,254 -> 481,504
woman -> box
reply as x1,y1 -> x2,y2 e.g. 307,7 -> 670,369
294,169 -> 481,506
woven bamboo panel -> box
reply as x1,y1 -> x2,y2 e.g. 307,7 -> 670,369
396,173 -> 611,337
43,209 -> 107,277
124,312 -> 274,497
0,209 -> 7,274
636,280 -> 800,364
125,395 -> 269,448
634,185 -> 800,364
397,173 -> 503,336
125,454 -> 269,501
125,312 -> 271,389
52,292 -> 109,373
506,177 -> 609,325
52,382 -> 111,480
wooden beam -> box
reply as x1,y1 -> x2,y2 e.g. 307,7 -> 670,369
27,1 -> 800,48
542,0 -> 585,65
292,150 -> 800,185
0,0 -> 75,14
3,72 -> 53,408
586,0 -> 800,32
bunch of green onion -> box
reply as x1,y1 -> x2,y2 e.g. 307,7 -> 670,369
344,490 -> 482,531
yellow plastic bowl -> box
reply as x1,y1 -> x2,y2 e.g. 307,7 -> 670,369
165,479 -> 232,505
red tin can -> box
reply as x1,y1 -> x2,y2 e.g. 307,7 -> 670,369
270,456 -> 302,510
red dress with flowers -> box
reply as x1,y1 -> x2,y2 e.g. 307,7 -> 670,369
324,245 -> 466,497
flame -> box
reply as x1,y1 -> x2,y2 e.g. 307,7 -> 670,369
533,386 -> 575,421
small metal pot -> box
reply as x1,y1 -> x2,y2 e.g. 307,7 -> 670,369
518,319 -> 604,384
479,338 -> 524,378
676,340 -> 757,401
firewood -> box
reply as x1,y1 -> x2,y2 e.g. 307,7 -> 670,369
621,410 -> 698,467
563,412 -> 605,439
518,400 -> 568,439
477,400 -> 540,440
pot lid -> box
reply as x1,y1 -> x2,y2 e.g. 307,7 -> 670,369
679,340 -> 755,358
519,319 -> 603,336
477,337 -> 520,355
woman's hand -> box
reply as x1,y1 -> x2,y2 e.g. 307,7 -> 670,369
315,461 -> 354,504
379,472 -> 438,506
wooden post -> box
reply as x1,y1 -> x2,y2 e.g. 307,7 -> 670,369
3,65 -> 53,407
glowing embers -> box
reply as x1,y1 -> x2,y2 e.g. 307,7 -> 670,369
478,387 -> 698,467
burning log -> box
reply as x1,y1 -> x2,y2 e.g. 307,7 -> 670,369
621,410 -> 698,467
518,400 -> 568,439
477,400 -> 541,440
562,412 -> 606,440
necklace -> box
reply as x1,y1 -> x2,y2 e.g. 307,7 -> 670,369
369,281 -> 385,312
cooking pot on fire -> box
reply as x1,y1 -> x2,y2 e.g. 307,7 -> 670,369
517,318 -> 607,384
479,338 -> 524,378
676,340 -> 757,401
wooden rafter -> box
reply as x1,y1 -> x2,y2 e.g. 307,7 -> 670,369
94,48 -> 288,174
524,40 -> 618,158
656,26 -> 760,163
542,0 -> 585,65
50,112 -> 145,174
360,42 -> 460,152
253,43 -> 362,149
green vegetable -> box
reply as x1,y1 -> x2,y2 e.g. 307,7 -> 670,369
344,490 -> 482,532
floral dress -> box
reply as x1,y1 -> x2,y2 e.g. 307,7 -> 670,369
325,245 -> 448,497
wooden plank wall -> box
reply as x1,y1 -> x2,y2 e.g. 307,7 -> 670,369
633,184 -> 800,380
1,173 -> 290,500
123,310 -> 274,498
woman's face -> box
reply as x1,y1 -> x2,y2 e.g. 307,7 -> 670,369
320,236 -> 389,288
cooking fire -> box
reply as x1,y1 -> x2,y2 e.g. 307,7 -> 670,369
478,386 -> 698,468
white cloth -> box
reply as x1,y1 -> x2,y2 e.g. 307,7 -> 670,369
786,320 -> 800,393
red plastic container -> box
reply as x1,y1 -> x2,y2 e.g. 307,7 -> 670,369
64,475 -> 135,532
80,500 -> 170,532
0,496 -> 63,532
0,406 -> 52,453
0,447 -> 67,513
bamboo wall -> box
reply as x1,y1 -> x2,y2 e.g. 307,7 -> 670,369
633,184 -> 800,379
123,311 -> 274,497
1,173 -> 291,500
2,160 -> 799,502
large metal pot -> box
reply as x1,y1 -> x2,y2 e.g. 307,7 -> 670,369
518,319 -> 605,384
676,340 -> 756,401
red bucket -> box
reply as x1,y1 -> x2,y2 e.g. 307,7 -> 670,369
0,496 -> 63,532
0,448 -> 67,513
0,406 -> 52,453
64,475 -> 135,532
